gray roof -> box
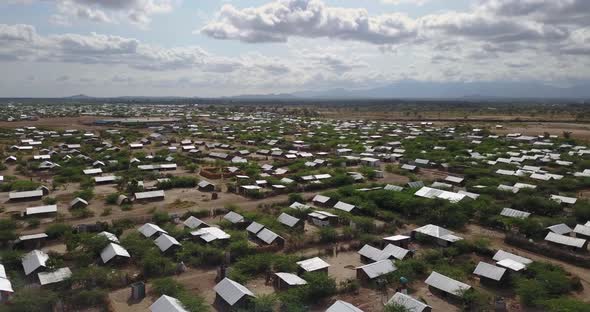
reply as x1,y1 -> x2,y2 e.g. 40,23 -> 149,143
154,233 -> 181,252
134,190 -> 165,200
246,221 -> 265,234
224,211 -> 245,224
183,216 -> 208,229
191,227 -> 230,242
22,249 -> 49,275
356,260 -> 397,279
150,295 -> 189,312
325,300 -> 364,312
387,293 -> 431,312
547,223 -> 573,235
10,189 -> 43,200
214,277 -> 255,306
312,194 -> 331,203
492,250 -> 532,265
100,243 -> 130,263
297,257 -> 330,272
500,208 -> 531,219
38,267 -> 72,286
26,205 -> 57,215
424,271 -> 471,296
275,272 -> 307,286
277,213 -> 300,227
257,228 -> 282,245
333,201 -> 356,212
573,224 -> 590,237
473,262 -> 506,281
384,184 -> 404,192
545,232 -> 586,248
138,223 -> 168,238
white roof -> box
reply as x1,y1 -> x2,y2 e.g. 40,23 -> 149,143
224,211 -> 245,223
334,201 -> 356,212
425,271 -> 471,296
83,168 -> 102,175
496,259 -> 527,272
10,190 -> 43,200
387,293 -> 430,312
183,216 -> 208,229
493,250 -> 532,265
500,208 -> 531,219
413,224 -> 463,242
134,190 -> 165,200
100,243 -> 130,263
19,233 -> 48,241
383,234 -> 410,242
297,257 -> 330,272
0,265 -> 13,293
312,194 -> 331,203
138,223 -> 168,238
150,295 -> 189,312
326,300 -> 364,312
574,224 -> 590,237
356,260 -> 397,279
473,262 -> 506,281
22,249 -> 49,275
246,222 -> 265,234
214,277 -> 255,306
155,233 -> 181,252
38,267 -> 72,285
98,231 -> 119,243
26,205 -> 57,215
278,213 -> 300,227
546,224 -> 572,235
414,186 -> 465,203
275,272 -> 307,286
545,232 -> 586,248
191,227 -> 230,242
551,195 -> 577,205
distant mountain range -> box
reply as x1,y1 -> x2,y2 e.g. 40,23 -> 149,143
64,80 -> 590,100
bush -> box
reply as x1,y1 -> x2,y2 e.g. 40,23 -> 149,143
105,193 -> 119,205
319,227 -> 337,243
43,197 -> 57,205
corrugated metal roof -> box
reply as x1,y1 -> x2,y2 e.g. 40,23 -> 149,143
493,250 -> 532,265
574,224 -> 590,236
150,295 -> 189,312
191,227 -> 230,242
326,300 -> 364,312
473,262 -> 506,281
387,293 -> 430,312
22,249 -> 49,275
334,201 -> 356,212
500,208 -> 531,219
10,190 -> 43,200
138,223 -> 168,238
183,216 -> 208,229
38,267 -> 72,286
224,211 -> 245,224
356,260 -> 397,279
278,213 -> 300,227
154,233 -> 181,252
551,195 -> 577,205
19,233 -> 48,241
26,205 -> 57,215
413,224 -> 463,242
546,224 -> 573,235
98,231 -> 119,243
0,264 -> 13,293
134,190 -> 165,200
256,228 -> 282,245
214,277 -> 255,306
496,259 -> 526,271
424,271 -> 471,296
246,222 -> 265,234
275,272 -> 307,286
384,184 -> 404,192
545,232 -> 586,248
297,257 -> 330,272
100,243 -> 130,263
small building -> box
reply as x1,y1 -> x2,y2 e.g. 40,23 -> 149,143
22,250 -> 49,276
546,224 -> 573,236
183,216 -> 209,229
326,300 -> 364,312
473,262 -> 507,285
101,243 -> 131,264
333,201 -> 357,213
277,213 -> 303,229
297,257 -> 330,275
134,190 -> 165,202
274,272 -> 307,291
138,223 -> 168,238
425,271 -> 471,298
38,267 -> 72,286
382,235 -> 411,249
198,180 -> 216,192
17,233 -> 48,249
412,224 -> 463,247
308,211 -> 338,227
150,295 -> 189,312
387,293 -> 431,312
312,194 -> 334,207
9,190 -> 43,201
191,227 -> 231,243
573,224 -> 590,241
246,222 -> 265,237
214,277 -> 255,311
256,228 -> 284,247
0,264 -> 14,301
70,197 -> 88,209
544,232 -> 587,252
154,234 -> 181,253
25,205 -> 57,218
223,211 -> 245,224
356,260 -> 397,283
500,208 -> 530,219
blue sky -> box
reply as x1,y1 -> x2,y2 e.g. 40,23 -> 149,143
0,0 -> 588,97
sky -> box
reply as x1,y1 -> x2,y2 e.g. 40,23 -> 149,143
0,0 -> 589,97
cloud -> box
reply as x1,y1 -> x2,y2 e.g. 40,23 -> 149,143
200,0 -> 418,44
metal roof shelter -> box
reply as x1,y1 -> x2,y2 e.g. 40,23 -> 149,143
100,243 -> 130,263
38,267 -> 72,286
191,227 -> 231,242
425,271 -> 471,296
384,184 -> 404,192
150,295 -> 189,312
277,213 -> 300,228
297,257 -> 330,272
223,211 -> 245,224
500,208 -> 531,219
256,228 -> 283,245
246,222 -> 265,234
26,205 -> 57,216
275,272 -> 307,286
134,190 -> 165,200
544,232 -> 587,248
154,233 -> 181,252
551,195 -> 577,205
22,249 -> 49,275
493,250 -> 532,265
326,300 -> 364,312
138,223 -> 168,238
387,293 -> 431,312
183,216 -> 208,229
0,264 -> 14,293
414,187 -> 465,203
413,224 -> 463,243
333,201 -> 356,213
9,190 -> 43,200
214,277 -> 255,306
473,262 -> 506,281
496,259 -> 527,272
546,224 -> 573,235
356,260 -> 397,279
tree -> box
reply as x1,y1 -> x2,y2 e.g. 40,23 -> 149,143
5,288 -> 58,312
